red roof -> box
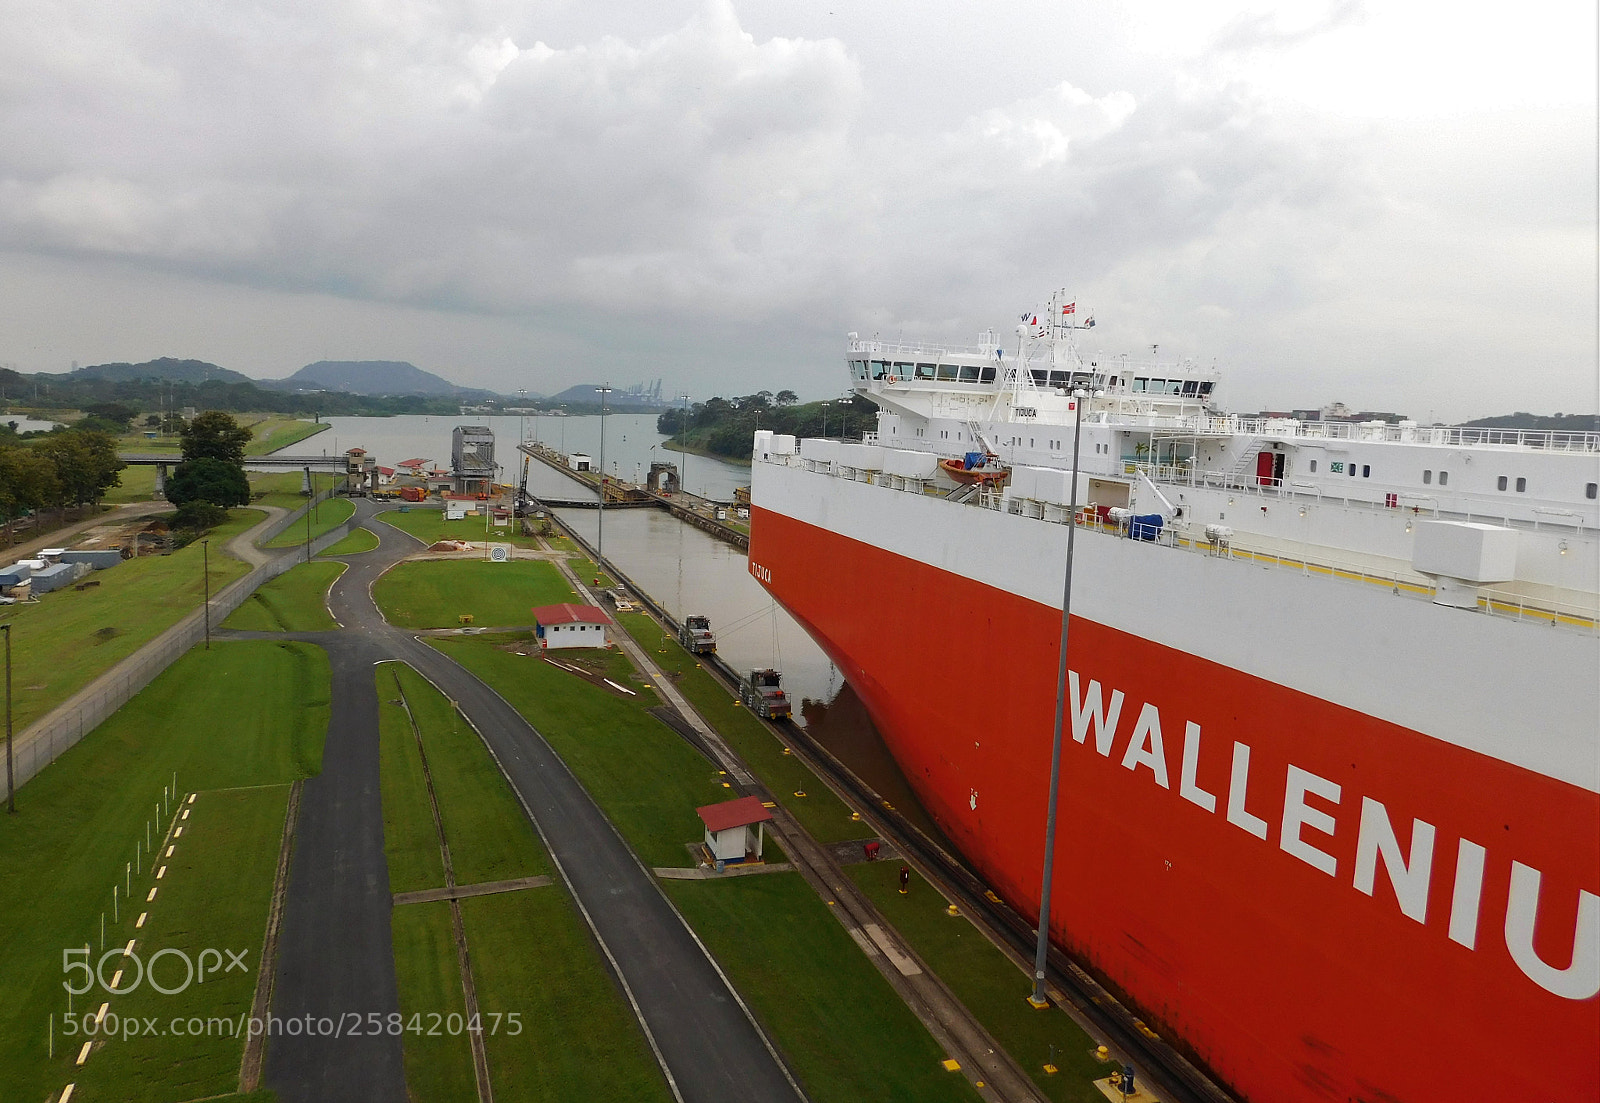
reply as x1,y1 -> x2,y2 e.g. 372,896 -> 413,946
377,466 -> 395,476
398,457 -> 430,467
696,795 -> 773,833
531,603 -> 612,626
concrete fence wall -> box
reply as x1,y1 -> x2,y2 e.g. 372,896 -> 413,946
7,496 -> 352,793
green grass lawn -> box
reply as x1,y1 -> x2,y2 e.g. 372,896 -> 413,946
431,636 -> 722,868
848,863 -> 1108,1101
566,556 -> 614,588
247,471 -> 315,511
222,559 -> 345,632
319,527 -> 380,556
664,874 -> 979,1103
376,507 -> 543,549
463,889 -> 675,1103
0,509 -> 262,732
374,560 -> 576,630
102,465 -> 160,503
389,902 -> 477,1101
0,639 -> 330,1103
261,497 -> 354,548
69,786 -> 291,1103
390,665 -> 548,885
378,660 -> 666,1100
378,667 -> 448,895
617,612 -> 871,846
244,416 -> 328,455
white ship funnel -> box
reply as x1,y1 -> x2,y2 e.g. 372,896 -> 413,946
1411,520 -> 1518,609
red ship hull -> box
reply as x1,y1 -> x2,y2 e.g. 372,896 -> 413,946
749,503 -> 1599,1102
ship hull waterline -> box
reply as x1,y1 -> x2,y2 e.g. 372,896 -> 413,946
747,501 -> 1599,1103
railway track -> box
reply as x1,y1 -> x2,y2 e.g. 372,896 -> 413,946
544,508 -> 1237,1103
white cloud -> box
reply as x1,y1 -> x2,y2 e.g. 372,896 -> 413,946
0,0 -> 1590,417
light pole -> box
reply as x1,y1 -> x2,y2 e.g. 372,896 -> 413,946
202,539 -> 211,651
820,400 -> 832,440
1029,388 -> 1087,1009
3,622 -> 13,813
596,383 -> 612,568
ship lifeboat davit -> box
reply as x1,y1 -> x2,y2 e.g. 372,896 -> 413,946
939,453 -> 1009,486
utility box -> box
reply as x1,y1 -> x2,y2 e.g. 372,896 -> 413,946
1412,521 -> 1518,608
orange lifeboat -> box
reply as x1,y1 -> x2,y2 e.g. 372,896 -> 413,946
939,456 -> 1009,486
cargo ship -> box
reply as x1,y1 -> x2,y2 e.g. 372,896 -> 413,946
746,295 -> 1599,1102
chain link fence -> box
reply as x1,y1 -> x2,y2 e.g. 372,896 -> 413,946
8,496 -> 353,792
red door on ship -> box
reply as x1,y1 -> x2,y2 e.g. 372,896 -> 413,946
1255,450 -> 1276,486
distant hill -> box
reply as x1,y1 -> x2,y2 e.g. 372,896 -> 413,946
266,360 -> 494,397
60,357 -> 255,385
1463,412 -> 1598,432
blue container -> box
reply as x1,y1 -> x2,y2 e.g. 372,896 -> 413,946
1128,514 -> 1164,541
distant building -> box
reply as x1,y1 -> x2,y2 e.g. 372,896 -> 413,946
345,447 -> 378,495
531,603 -> 612,650
452,425 -> 495,494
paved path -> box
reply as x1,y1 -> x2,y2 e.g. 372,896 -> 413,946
2,500 -> 164,560
261,502 -> 806,1103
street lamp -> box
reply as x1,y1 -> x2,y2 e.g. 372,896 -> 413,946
1029,388 -> 1088,1009
675,393 -> 692,498
3,622 -> 13,813
596,383 -> 612,568
820,400 -> 832,440
202,539 -> 211,651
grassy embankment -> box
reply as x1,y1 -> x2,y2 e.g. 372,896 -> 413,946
114,416 -> 328,459
376,507 -> 543,549
850,864 -> 1110,1102
377,663 -> 672,1102
0,509 -> 262,731
0,640 -> 330,1103
222,560 -> 346,632
373,559 -> 575,630
615,611 -> 870,847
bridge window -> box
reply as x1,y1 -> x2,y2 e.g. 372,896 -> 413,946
871,360 -> 890,379
959,365 -> 981,382
980,365 -> 996,383
937,363 -> 959,381
1132,378 -> 1147,392
1182,381 -> 1198,396
916,363 -> 936,380
1200,382 -> 1215,395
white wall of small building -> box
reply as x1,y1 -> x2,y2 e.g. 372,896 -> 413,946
542,622 -> 608,649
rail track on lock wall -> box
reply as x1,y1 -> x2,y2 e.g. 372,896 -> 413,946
545,509 -> 1237,1103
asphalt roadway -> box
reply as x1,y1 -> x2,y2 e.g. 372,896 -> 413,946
253,500 -> 805,1103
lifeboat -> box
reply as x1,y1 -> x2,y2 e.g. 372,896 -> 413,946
938,454 -> 1009,486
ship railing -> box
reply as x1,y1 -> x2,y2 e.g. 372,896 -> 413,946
1217,418 -> 1600,452
848,338 -> 998,361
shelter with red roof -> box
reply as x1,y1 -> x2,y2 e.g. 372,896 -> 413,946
695,795 -> 773,865
531,603 -> 612,650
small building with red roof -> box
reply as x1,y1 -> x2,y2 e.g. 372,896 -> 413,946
531,603 -> 612,650
696,795 -> 773,865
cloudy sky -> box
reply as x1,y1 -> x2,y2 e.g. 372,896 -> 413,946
0,0 -> 1593,419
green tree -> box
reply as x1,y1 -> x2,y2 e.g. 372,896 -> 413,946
166,457 -> 251,509
32,430 -> 125,508
775,389 -> 798,406
0,445 -> 61,543
180,410 -> 252,465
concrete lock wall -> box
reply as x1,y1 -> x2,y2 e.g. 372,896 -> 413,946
6,494 -> 352,793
